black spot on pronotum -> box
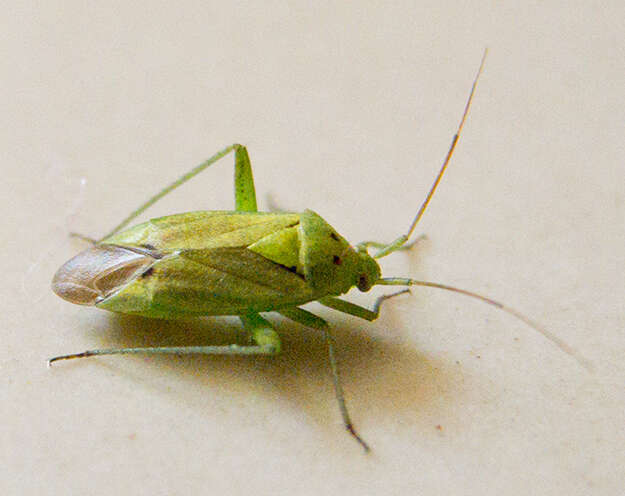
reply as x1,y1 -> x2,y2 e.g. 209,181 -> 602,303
141,267 -> 155,278
330,232 -> 339,241
333,255 -> 342,265
141,243 -> 156,250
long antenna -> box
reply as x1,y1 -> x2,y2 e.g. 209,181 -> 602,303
386,49 -> 488,256
377,277 -> 593,371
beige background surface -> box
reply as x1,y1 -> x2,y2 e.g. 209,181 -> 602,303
2,2 -> 623,495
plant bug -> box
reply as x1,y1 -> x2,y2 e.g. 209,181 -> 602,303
50,51 -> 587,451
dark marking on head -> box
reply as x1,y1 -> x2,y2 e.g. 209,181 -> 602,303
357,274 -> 369,291
141,243 -> 156,250
287,266 -> 297,273
330,232 -> 340,241
333,255 -> 342,265
141,266 -> 155,278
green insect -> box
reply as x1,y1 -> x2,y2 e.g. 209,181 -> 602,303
50,53 -> 584,451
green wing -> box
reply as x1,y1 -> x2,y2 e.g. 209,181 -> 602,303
96,247 -> 317,318
94,209 -> 361,318
101,211 -> 300,252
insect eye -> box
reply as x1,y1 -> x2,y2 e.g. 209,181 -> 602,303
357,274 -> 369,291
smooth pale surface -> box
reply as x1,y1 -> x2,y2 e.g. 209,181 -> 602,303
2,2 -> 623,495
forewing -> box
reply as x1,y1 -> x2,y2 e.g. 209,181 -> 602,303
101,211 -> 300,252
97,247 -> 316,317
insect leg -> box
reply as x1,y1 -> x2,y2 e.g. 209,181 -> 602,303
99,144 -> 255,240
232,145 -> 257,212
69,232 -> 97,245
355,234 -> 427,256
240,312 -> 281,353
47,313 -> 280,365
278,307 -> 370,452
47,342 -> 278,364
318,290 -> 410,322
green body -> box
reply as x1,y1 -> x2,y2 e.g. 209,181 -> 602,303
96,210 -> 378,318
51,59 -> 500,451
51,144 -> 386,450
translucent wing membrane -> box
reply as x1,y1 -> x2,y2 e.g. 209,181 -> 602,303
52,245 -> 155,306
